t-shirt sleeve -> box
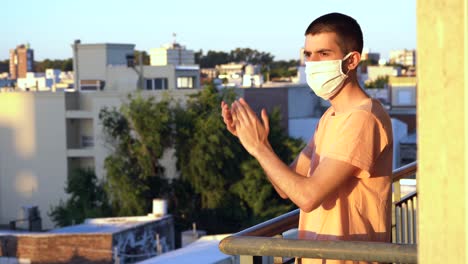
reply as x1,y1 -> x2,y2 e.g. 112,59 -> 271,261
323,111 -> 388,178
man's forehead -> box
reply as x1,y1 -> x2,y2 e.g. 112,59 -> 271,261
304,32 -> 340,51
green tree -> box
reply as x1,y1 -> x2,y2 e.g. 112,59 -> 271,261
134,50 -> 150,65
269,59 -> 300,79
173,84 -> 304,232
173,85 -> 250,232
96,84 -> 306,235
365,75 -> 389,89
232,108 -> 304,223
99,94 -> 172,216
229,48 -> 274,64
196,50 -> 231,68
49,168 -> 112,227
34,58 -> 73,72
196,48 -> 274,68
0,60 -> 9,73
174,85 -> 247,209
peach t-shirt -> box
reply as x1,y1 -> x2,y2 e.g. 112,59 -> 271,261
297,98 -> 393,264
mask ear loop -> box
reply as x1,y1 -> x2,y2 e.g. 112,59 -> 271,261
342,52 -> 354,75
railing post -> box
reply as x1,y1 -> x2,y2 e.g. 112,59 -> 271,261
240,255 -> 263,264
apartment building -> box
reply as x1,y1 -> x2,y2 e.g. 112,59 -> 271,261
0,41 -> 203,229
72,41 -> 201,91
150,42 -> 195,66
9,44 -> 34,79
389,49 -> 416,67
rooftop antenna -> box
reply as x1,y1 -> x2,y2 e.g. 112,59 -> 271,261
172,32 -> 177,45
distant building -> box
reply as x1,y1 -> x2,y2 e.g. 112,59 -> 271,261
0,213 -> 175,264
9,44 -> 34,79
0,41 -> 203,230
72,41 -> 200,91
361,48 -> 380,63
17,72 -> 46,91
389,76 -> 417,108
16,69 -> 74,91
299,47 -> 306,66
0,73 -> 13,89
216,63 -> 264,88
366,65 -> 402,82
150,42 -> 195,66
389,49 -> 416,67
200,68 -> 217,83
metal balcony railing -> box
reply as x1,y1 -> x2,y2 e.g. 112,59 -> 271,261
219,161 -> 418,264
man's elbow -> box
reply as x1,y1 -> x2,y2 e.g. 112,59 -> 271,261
297,196 -> 321,213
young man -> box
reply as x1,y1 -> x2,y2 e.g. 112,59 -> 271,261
221,13 -> 393,264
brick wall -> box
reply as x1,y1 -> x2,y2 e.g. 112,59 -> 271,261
0,234 -> 113,264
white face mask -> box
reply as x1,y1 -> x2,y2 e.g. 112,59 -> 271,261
305,53 -> 353,100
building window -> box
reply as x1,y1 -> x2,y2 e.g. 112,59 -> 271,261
146,79 -> 153,90
145,78 -> 168,90
177,77 -> 194,89
80,80 -> 105,91
81,136 -> 94,148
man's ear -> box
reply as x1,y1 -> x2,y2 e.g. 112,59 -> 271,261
347,52 -> 361,71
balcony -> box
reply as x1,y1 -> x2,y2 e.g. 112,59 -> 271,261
219,161 -> 418,263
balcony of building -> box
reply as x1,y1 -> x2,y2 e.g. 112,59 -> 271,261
67,157 -> 95,176
66,117 -> 95,158
219,162 -> 417,264
65,90 -> 94,112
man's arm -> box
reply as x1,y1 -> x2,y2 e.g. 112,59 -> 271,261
270,151 -> 311,199
232,98 -> 358,212
255,149 -> 358,212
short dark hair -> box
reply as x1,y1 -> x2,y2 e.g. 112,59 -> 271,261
305,13 -> 363,54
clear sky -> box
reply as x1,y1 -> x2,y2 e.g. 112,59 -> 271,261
3,0 -> 416,62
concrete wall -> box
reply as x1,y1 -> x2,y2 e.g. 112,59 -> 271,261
77,46 -> 107,81
106,45 -> 134,66
166,49 -> 195,65
105,66 -> 138,92
143,66 -> 176,89
77,44 -> 135,83
242,88 -> 289,130
287,85 -> 320,118
0,93 -> 68,230
417,0 -> 468,263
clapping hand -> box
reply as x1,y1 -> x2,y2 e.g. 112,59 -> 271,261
230,98 -> 270,157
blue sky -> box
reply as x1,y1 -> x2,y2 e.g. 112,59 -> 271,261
3,0 -> 416,61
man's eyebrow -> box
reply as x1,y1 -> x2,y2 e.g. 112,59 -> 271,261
303,49 -> 333,55
315,49 -> 333,53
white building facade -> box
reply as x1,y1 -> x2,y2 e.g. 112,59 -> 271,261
72,42 -> 200,91
150,43 -> 195,66
389,49 -> 417,67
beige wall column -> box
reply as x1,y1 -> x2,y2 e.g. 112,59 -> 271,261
417,0 -> 468,263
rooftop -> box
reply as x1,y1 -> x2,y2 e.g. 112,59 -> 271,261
138,234 -> 233,264
48,215 -> 170,234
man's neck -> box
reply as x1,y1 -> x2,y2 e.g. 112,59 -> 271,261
329,78 -> 369,114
